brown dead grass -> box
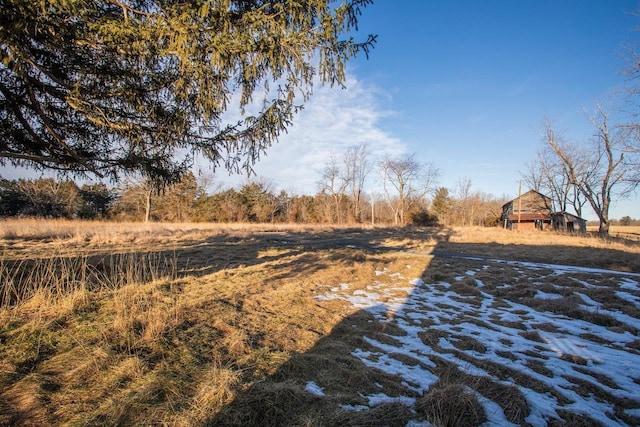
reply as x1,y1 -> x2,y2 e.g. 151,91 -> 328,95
590,225 -> 640,241
416,383 -> 487,427
0,221 -> 639,425
443,226 -> 640,272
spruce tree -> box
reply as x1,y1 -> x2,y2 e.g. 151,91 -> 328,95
0,0 -> 375,183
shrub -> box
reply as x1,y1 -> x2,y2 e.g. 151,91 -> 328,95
409,210 -> 439,226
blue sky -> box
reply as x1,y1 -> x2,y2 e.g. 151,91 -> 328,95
2,1 -> 639,220
215,0 -> 640,220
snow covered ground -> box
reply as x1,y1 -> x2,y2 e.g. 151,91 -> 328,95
316,257 -> 640,426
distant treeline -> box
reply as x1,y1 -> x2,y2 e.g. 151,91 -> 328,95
0,174 -> 435,225
7,174 -> 628,227
587,217 -> 640,227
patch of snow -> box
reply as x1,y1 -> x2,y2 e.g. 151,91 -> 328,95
473,389 -> 519,427
339,404 -> 369,411
440,253 -> 640,278
330,283 -> 350,292
544,334 -> 603,365
305,381 -> 325,397
437,337 -> 455,350
521,387 -> 561,426
353,344 -> 437,393
409,278 -> 424,286
624,408 -> 640,417
499,312 -> 524,322
314,261 -> 640,424
534,290 -> 563,300
504,260 -> 640,277
571,278 -> 599,289
576,292 -> 601,307
616,291 -> 640,308
620,277 -> 639,290
364,392 -> 416,408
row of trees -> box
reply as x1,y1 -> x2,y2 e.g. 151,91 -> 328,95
317,144 -> 442,225
0,172 -> 509,227
0,178 -> 113,219
431,182 -> 508,227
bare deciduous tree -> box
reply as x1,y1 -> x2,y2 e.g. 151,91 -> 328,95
317,153 -> 349,224
113,176 -> 156,222
523,145 -> 587,217
379,154 -> 439,225
343,143 -> 370,223
621,44 -> 640,187
543,107 -> 635,234
154,172 -> 202,222
16,178 -> 81,218
454,177 -> 474,226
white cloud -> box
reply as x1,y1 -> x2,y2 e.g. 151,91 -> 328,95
213,73 -> 405,194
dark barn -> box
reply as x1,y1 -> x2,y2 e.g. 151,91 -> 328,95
501,190 -> 587,233
502,190 -> 552,231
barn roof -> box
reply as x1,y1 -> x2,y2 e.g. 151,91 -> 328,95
551,211 -> 587,222
502,190 -> 552,208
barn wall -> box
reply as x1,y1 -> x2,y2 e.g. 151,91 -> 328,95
513,221 -> 536,231
513,192 -> 552,214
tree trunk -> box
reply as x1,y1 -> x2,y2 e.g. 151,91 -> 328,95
145,189 -> 151,222
598,208 -> 610,235
599,220 -> 609,235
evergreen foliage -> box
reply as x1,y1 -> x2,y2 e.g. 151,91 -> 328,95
409,209 -> 439,227
0,0 -> 375,183
432,187 -> 452,224
0,177 -> 115,218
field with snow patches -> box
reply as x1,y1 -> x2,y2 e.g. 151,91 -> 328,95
2,224 -> 640,425
315,255 -> 640,426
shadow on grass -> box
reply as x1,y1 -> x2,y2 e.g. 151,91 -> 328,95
207,228 -> 640,427
206,227 -> 498,426
2,226 -> 640,426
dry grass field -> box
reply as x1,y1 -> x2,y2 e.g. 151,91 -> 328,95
588,225 -> 640,241
1,220 -> 639,426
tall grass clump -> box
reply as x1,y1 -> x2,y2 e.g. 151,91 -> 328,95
0,251 -> 178,308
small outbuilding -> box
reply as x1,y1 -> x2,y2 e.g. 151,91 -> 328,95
551,212 -> 587,233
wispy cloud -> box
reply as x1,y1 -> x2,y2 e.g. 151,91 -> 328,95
215,74 -> 405,194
